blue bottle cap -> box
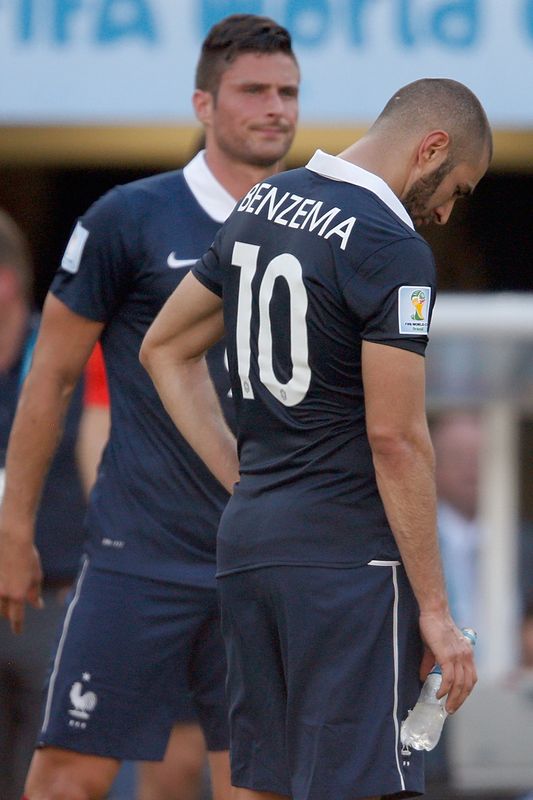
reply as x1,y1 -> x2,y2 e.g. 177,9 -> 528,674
461,627 -> 477,647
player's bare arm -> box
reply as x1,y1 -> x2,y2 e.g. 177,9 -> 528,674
141,272 -> 239,495
362,340 -> 476,713
0,293 -> 103,633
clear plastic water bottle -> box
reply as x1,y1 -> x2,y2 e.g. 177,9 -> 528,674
400,627 -> 477,751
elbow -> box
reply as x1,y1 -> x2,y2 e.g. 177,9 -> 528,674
367,426 -> 409,461
367,423 -> 434,466
140,328 -> 178,384
139,330 -> 156,375
27,359 -> 77,402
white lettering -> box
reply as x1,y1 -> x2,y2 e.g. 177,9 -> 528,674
274,194 -> 304,226
237,185 -> 356,252
238,183 -> 261,212
323,216 -> 357,250
261,188 -> 291,221
246,182 -> 272,214
288,197 -> 316,228
301,202 -> 341,235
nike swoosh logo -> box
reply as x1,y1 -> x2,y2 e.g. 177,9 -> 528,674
167,253 -> 199,269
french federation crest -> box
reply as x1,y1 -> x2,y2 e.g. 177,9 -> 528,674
68,673 -> 97,729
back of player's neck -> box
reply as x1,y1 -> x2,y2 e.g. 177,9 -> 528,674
338,138 -> 402,196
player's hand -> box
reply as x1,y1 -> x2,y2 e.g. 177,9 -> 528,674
418,611 -> 477,715
0,519 -> 43,635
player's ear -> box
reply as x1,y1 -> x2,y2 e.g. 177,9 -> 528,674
417,130 -> 450,170
193,89 -> 215,127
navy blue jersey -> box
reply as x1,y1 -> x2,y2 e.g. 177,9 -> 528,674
193,150 -> 437,575
51,153 -> 237,586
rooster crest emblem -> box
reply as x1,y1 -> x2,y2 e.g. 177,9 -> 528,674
69,681 -> 98,720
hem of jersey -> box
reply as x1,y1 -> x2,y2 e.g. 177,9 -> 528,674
192,266 -> 222,298
216,557 -> 402,577
361,335 -> 427,355
85,558 -> 218,590
49,288 -> 108,323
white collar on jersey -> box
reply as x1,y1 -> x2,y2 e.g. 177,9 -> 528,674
183,150 -> 237,223
305,149 -> 414,230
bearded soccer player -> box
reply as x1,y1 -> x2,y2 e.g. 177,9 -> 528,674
142,78 -> 491,800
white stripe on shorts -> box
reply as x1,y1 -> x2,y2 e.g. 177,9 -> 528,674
367,559 -> 406,792
41,556 -> 89,733
391,563 -> 406,791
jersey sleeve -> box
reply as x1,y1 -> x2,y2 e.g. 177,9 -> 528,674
84,342 -> 110,408
50,186 -> 136,321
341,236 -> 437,356
192,232 -> 223,297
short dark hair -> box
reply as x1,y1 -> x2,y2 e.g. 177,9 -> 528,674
375,78 -> 493,163
195,14 -> 297,95
0,209 -> 33,300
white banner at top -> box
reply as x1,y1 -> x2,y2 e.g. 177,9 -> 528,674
1,0 -> 532,126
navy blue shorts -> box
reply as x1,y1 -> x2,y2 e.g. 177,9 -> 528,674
38,559 -> 228,760
219,561 -> 425,800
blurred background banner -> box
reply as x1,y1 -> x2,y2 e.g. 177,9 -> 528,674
2,0 -> 533,126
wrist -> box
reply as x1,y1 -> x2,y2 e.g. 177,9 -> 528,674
0,509 -> 35,543
418,601 -> 451,618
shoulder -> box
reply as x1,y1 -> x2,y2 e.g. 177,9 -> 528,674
391,232 -> 436,274
339,203 -> 435,285
112,169 -> 186,207
358,233 -> 436,296
82,170 -> 187,232
357,201 -> 435,268
384,230 -> 434,261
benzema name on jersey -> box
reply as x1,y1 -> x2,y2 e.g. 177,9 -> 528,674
238,182 -> 357,251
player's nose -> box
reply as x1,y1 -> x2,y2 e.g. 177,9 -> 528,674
265,88 -> 286,115
434,198 -> 455,226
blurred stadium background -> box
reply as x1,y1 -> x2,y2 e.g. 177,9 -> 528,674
1,1 -> 532,798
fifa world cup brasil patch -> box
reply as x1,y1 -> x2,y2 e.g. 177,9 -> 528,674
398,286 -> 431,335
62,221 -> 89,274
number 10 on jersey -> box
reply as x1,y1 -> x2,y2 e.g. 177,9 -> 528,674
231,241 -> 311,408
